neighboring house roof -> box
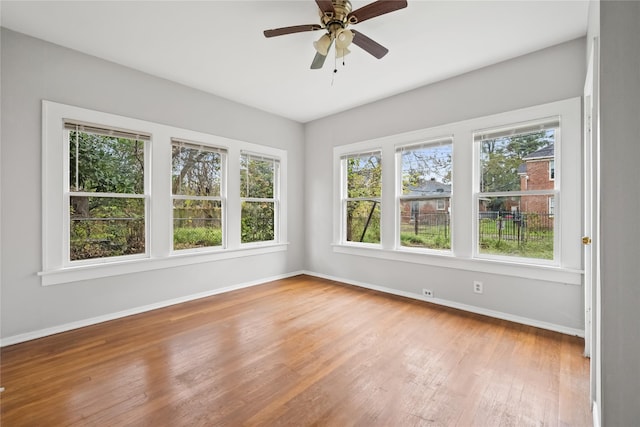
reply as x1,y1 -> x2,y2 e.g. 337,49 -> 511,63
523,144 -> 554,160
408,179 -> 451,197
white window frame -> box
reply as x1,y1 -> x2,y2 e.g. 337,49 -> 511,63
332,98 -> 582,285
240,152 -> 281,246
473,117 -> 560,266
64,121 -> 151,266
171,139 -> 228,253
395,137 -> 453,253
339,150 -> 383,247
41,101 -> 288,286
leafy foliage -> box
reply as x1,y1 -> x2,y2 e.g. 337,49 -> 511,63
171,143 -> 224,250
345,153 -> 382,243
241,156 -> 275,198
69,131 -> 143,193
172,144 -> 221,196
241,202 -> 275,243
69,131 -> 146,260
480,131 -> 552,192
240,155 -> 277,243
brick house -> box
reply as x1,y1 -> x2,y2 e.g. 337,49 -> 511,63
518,145 -> 555,215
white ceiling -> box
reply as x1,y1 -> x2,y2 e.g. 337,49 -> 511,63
1,1 -> 589,123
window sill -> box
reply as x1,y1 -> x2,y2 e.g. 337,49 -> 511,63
332,244 -> 582,285
39,243 -> 289,286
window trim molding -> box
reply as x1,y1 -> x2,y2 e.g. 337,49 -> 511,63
41,100 -> 288,286
339,150 -> 383,246
170,139 -> 228,253
396,136 -> 454,252
332,97 -> 582,274
239,152 -> 281,245
64,126 -> 151,265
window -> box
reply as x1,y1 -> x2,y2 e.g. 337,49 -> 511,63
42,101 -> 288,286
66,121 -> 149,262
342,151 -> 382,244
333,98 -> 580,279
172,140 -> 226,251
397,139 -> 452,250
475,119 -> 558,261
549,159 -> 555,180
240,153 -> 279,244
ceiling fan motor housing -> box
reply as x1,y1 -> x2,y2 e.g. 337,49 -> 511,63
321,0 -> 353,34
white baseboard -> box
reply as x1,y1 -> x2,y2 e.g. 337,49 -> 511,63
1,270 -> 304,347
302,270 -> 585,338
2,269 -> 583,347
592,401 -> 600,427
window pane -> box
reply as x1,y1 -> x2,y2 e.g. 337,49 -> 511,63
346,200 -> 380,244
241,201 -> 274,243
172,145 -> 222,196
401,143 -> 452,195
346,152 -> 381,198
69,131 -> 144,193
173,199 -> 222,250
241,155 -> 274,199
480,129 -> 555,193
70,196 -> 145,260
478,196 -> 554,260
399,199 -> 450,249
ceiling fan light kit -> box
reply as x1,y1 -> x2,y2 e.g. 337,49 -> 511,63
313,33 -> 333,56
264,0 -> 408,69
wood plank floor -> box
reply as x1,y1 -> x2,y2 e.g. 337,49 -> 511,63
1,275 -> 591,426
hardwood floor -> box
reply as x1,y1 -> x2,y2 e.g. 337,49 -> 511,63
1,275 -> 591,426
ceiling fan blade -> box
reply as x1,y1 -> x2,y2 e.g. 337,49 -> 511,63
348,0 -> 408,24
351,30 -> 389,59
264,24 -> 323,38
315,0 -> 335,15
311,38 -> 334,69
310,51 -> 329,69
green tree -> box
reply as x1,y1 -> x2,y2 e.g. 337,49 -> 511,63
172,144 -> 221,196
70,131 -> 144,194
480,130 -> 551,195
346,153 -> 381,243
69,131 -> 145,260
241,155 -> 276,243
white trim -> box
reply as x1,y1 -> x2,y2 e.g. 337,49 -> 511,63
2,270 -> 303,347
333,98 -> 582,271
332,244 -> 582,285
42,101 -> 289,285
39,242 -> 289,286
303,270 -> 584,337
592,401 -> 600,427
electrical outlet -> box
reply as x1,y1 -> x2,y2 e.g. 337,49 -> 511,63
473,281 -> 483,294
422,289 -> 434,298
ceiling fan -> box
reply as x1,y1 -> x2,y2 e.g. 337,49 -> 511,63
264,0 -> 408,69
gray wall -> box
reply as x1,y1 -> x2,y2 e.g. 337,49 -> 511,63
0,29 -> 305,340
304,38 -> 586,331
599,1 -> 640,425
